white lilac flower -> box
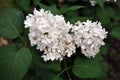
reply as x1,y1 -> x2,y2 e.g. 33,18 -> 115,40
24,8 -> 76,61
89,0 -> 117,6
89,0 -> 97,6
24,8 -> 107,61
72,20 -> 107,58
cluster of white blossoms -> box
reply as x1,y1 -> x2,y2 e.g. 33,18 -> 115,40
24,8 -> 76,61
72,21 -> 107,58
89,0 -> 117,6
24,8 -> 107,61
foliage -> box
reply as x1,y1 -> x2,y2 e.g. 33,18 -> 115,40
73,55 -> 104,78
0,7 -> 24,39
0,0 -> 120,80
0,45 -> 32,80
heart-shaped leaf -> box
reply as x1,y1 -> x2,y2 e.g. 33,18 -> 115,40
73,56 -> 104,78
0,7 -> 24,39
0,45 -> 32,80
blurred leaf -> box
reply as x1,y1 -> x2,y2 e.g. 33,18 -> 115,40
110,27 -> 120,39
49,4 -> 61,15
70,16 -> 92,24
0,45 -> 32,80
73,55 -> 104,78
0,7 -> 24,39
67,0 -> 77,2
38,3 -> 61,14
68,6 -> 84,10
33,0 -> 41,6
37,2 -> 49,10
60,5 -> 68,13
61,5 -> 84,14
18,0 -> 30,12
96,0 -> 104,9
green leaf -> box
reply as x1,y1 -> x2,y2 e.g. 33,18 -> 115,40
0,7 -> 24,39
73,56 -> 104,78
0,45 -> 32,80
38,3 -> 61,15
48,4 -> 61,15
110,27 -> 120,39
61,5 -> 84,14
37,2 -> 49,10
68,6 -> 84,10
60,5 -> 68,13
33,0 -> 41,6
19,0 -> 30,12
95,0 -> 104,9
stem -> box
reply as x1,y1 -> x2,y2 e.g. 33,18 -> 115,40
18,33 -> 27,47
17,33 -> 24,44
55,64 -> 86,79
64,59 -> 72,80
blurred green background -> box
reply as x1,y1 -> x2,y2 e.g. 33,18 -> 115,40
0,0 -> 120,80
